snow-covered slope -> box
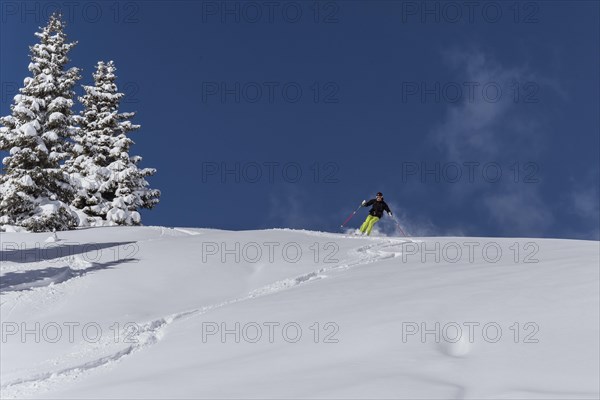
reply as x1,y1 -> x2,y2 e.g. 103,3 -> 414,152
1,227 -> 598,399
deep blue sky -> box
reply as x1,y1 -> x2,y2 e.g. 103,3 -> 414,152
1,1 -> 599,239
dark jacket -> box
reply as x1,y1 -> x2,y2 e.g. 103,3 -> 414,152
364,199 -> 391,218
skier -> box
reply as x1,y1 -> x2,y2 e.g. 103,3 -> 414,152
359,192 -> 392,236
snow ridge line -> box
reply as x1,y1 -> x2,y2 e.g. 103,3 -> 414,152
0,238 -> 410,398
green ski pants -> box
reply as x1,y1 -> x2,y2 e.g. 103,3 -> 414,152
360,215 -> 380,235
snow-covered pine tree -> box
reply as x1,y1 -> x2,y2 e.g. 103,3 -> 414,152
66,61 -> 160,226
64,61 -> 116,225
0,13 -> 80,232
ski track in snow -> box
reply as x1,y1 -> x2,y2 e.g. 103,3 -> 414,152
0,234 -> 413,399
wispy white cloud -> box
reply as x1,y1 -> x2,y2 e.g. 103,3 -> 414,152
433,48 -> 542,161
482,186 -> 554,237
430,48 -> 555,236
570,186 -> 599,221
565,171 -> 600,239
266,186 -> 320,229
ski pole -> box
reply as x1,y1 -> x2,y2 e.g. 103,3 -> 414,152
340,203 -> 363,228
391,215 -> 408,237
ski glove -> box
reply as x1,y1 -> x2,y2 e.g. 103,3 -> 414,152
361,200 -> 367,206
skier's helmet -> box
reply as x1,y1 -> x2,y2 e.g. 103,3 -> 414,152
376,192 -> 383,198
